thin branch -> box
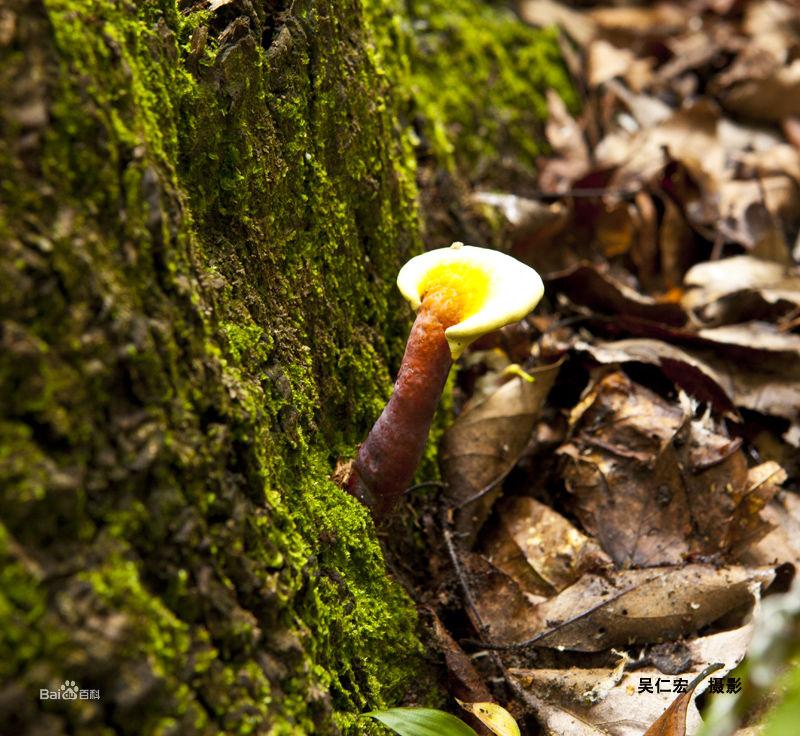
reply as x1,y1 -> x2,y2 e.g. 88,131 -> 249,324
404,480 -> 447,495
442,517 -> 489,641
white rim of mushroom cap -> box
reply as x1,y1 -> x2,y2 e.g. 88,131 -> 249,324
397,242 -> 545,359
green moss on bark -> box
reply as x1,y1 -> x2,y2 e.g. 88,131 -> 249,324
0,0 -> 570,733
406,0 -> 576,181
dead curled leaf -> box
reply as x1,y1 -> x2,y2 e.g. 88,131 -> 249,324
503,564 -> 772,652
470,192 -> 569,243
441,361 -> 562,547
539,90 -> 591,194
570,324 -> 800,429
558,372 -> 781,566
513,663 -> 687,736
740,491 -> 800,568
547,262 -> 688,326
464,552 -> 540,645
587,39 -> 637,89
642,663 -> 723,736
570,337 -> 737,415
588,3 -> 687,40
519,0 -> 596,48
510,624 -> 756,736
467,550 -> 773,653
682,255 -> 800,325
511,687 -> 610,736
481,496 -> 611,597
711,49 -> 800,123
427,608 -> 493,704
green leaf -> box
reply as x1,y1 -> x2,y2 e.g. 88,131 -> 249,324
364,707 -> 479,736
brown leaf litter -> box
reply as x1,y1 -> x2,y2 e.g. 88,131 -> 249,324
394,2 -> 800,734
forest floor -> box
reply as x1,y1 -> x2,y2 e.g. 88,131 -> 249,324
384,2 -> 800,734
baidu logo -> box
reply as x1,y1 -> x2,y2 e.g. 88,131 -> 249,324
40,680 -> 100,700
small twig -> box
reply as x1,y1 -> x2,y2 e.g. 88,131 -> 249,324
710,230 -> 724,261
441,511 -> 514,699
442,516 -> 489,641
404,480 -> 447,495
689,662 -> 725,690
530,186 -> 641,200
540,314 -> 590,332
448,466 -> 514,509
777,305 -> 800,332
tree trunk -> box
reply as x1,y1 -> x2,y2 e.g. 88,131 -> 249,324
0,0 -> 571,733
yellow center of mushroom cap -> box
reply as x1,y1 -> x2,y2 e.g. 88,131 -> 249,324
397,242 -> 545,359
418,261 -> 491,329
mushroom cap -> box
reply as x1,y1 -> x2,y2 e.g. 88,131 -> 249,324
397,242 -> 544,359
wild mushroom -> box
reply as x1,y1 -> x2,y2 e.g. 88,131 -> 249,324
348,242 -> 544,516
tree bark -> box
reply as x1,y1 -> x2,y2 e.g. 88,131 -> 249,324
0,0 -> 571,733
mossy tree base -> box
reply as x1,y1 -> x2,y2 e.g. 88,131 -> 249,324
0,0 -> 572,733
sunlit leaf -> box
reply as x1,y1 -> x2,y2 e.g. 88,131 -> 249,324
441,360 -> 562,546
364,707 -> 478,736
456,699 -> 521,736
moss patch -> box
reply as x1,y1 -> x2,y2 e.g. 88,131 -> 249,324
405,0 -> 577,183
0,0 -> 570,733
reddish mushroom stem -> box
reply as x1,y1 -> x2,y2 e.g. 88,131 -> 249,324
348,302 -> 453,516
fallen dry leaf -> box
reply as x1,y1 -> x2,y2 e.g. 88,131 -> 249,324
464,550 -> 543,644
510,621 -> 756,736
477,562 -> 772,651
516,663 -> 678,736
570,337 -> 737,414
570,329 -> 800,444
658,196 -> 696,288
481,496 -> 611,597
594,200 -> 639,259
587,40 -> 637,88
605,79 -> 674,130
559,372 -> 779,566
729,461 -> 787,558
742,0 -> 798,59
697,322 -> 800,353
712,50 -> 800,123
714,179 -> 795,263
459,349 -> 520,405
632,191 -> 660,289
643,663 -> 723,736
539,91 -> 591,193
519,0 -> 596,47
688,339 -> 800,427
658,26 -> 737,90
547,263 -> 688,327
739,491 -> 800,569
682,255 -> 800,325
470,192 -> 568,240
512,686 -> 612,736
526,564 -> 771,652
427,608 -> 493,704
441,362 -> 562,547
514,664 -> 690,736
588,3 -> 687,41
586,39 -> 636,87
